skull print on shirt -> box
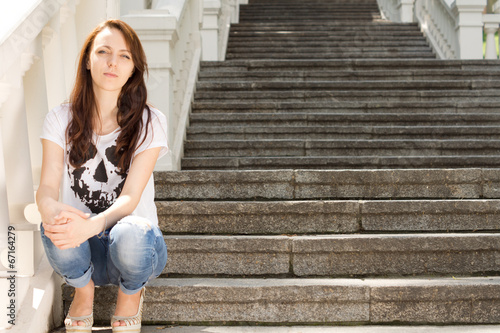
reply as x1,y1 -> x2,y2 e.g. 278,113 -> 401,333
68,140 -> 127,214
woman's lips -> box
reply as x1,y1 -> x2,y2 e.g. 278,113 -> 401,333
104,72 -> 118,78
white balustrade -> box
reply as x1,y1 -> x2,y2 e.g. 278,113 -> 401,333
378,0 -> 416,23
201,0 -> 241,61
380,0 -> 493,59
0,0 -> 115,331
415,0 -> 459,59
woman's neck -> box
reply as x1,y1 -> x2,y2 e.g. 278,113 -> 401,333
93,89 -> 120,135
94,88 -> 120,116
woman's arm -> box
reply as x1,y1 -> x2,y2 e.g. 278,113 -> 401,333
36,139 -> 90,225
43,147 -> 161,249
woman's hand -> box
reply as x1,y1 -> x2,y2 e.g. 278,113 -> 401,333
43,211 -> 95,250
39,197 -> 90,225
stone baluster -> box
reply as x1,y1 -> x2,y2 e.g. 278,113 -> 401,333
483,15 -> 500,59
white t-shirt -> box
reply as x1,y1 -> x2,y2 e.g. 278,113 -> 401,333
40,103 -> 168,226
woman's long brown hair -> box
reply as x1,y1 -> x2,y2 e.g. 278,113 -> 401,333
67,19 -> 150,174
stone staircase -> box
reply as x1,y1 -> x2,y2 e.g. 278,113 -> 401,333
64,0 -> 500,328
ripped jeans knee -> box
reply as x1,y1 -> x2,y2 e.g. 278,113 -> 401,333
108,216 -> 168,294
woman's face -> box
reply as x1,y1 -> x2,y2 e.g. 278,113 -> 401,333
87,27 -> 135,96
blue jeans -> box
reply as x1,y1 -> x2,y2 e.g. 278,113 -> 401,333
41,216 -> 167,295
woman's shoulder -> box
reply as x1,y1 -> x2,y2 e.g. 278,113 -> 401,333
146,105 -> 166,121
45,103 -> 72,124
144,105 -> 167,127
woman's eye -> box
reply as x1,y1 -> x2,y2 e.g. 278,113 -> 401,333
121,54 -> 131,59
97,50 -> 107,54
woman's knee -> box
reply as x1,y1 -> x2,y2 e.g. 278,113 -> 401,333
109,216 -> 155,247
108,216 -> 157,270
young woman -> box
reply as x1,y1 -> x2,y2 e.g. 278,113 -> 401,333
36,19 -> 168,333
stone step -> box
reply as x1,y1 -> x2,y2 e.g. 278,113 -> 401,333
183,139 -> 500,157
240,5 -> 380,10
157,199 -> 500,234
198,69 -> 500,81
225,52 -> 435,60
161,234 -> 500,276
199,59 -> 500,71
238,16 -> 383,22
226,44 -> 433,58
189,112 -> 500,126
242,2 -> 379,6
229,31 -> 425,37
227,40 -> 430,48
180,155 -> 500,170
193,91 -> 500,103
246,0 -> 379,2
227,36 -> 429,43
66,277 -> 500,324
186,125 -> 500,140
239,9 -> 379,13
240,8 -> 380,12
239,15 -> 381,21
226,46 -> 433,54
230,22 -> 421,30
196,80 -> 500,91
154,168 -> 499,200
229,32 -> 422,38
239,8 -> 380,11
246,0 -> 379,3
191,101 -> 500,113
243,2 -> 379,6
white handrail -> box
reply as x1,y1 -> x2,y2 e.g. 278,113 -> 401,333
380,0 -> 489,59
415,0 -> 458,59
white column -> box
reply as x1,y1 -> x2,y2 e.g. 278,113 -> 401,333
1,61 -> 36,225
74,0 -> 108,47
122,12 -> 178,170
398,0 -> 415,23
0,55 -> 37,276
228,0 -> 239,24
202,0 -> 222,61
23,35 -> 48,187
0,103 -> 12,260
107,0 -> 121,18
42,14 -> 68,110
454,0 -> 487,59
60,1 -> 80,95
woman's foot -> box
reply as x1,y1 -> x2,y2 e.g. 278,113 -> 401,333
112,288 -> 144,327
66,279 -> 94,328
